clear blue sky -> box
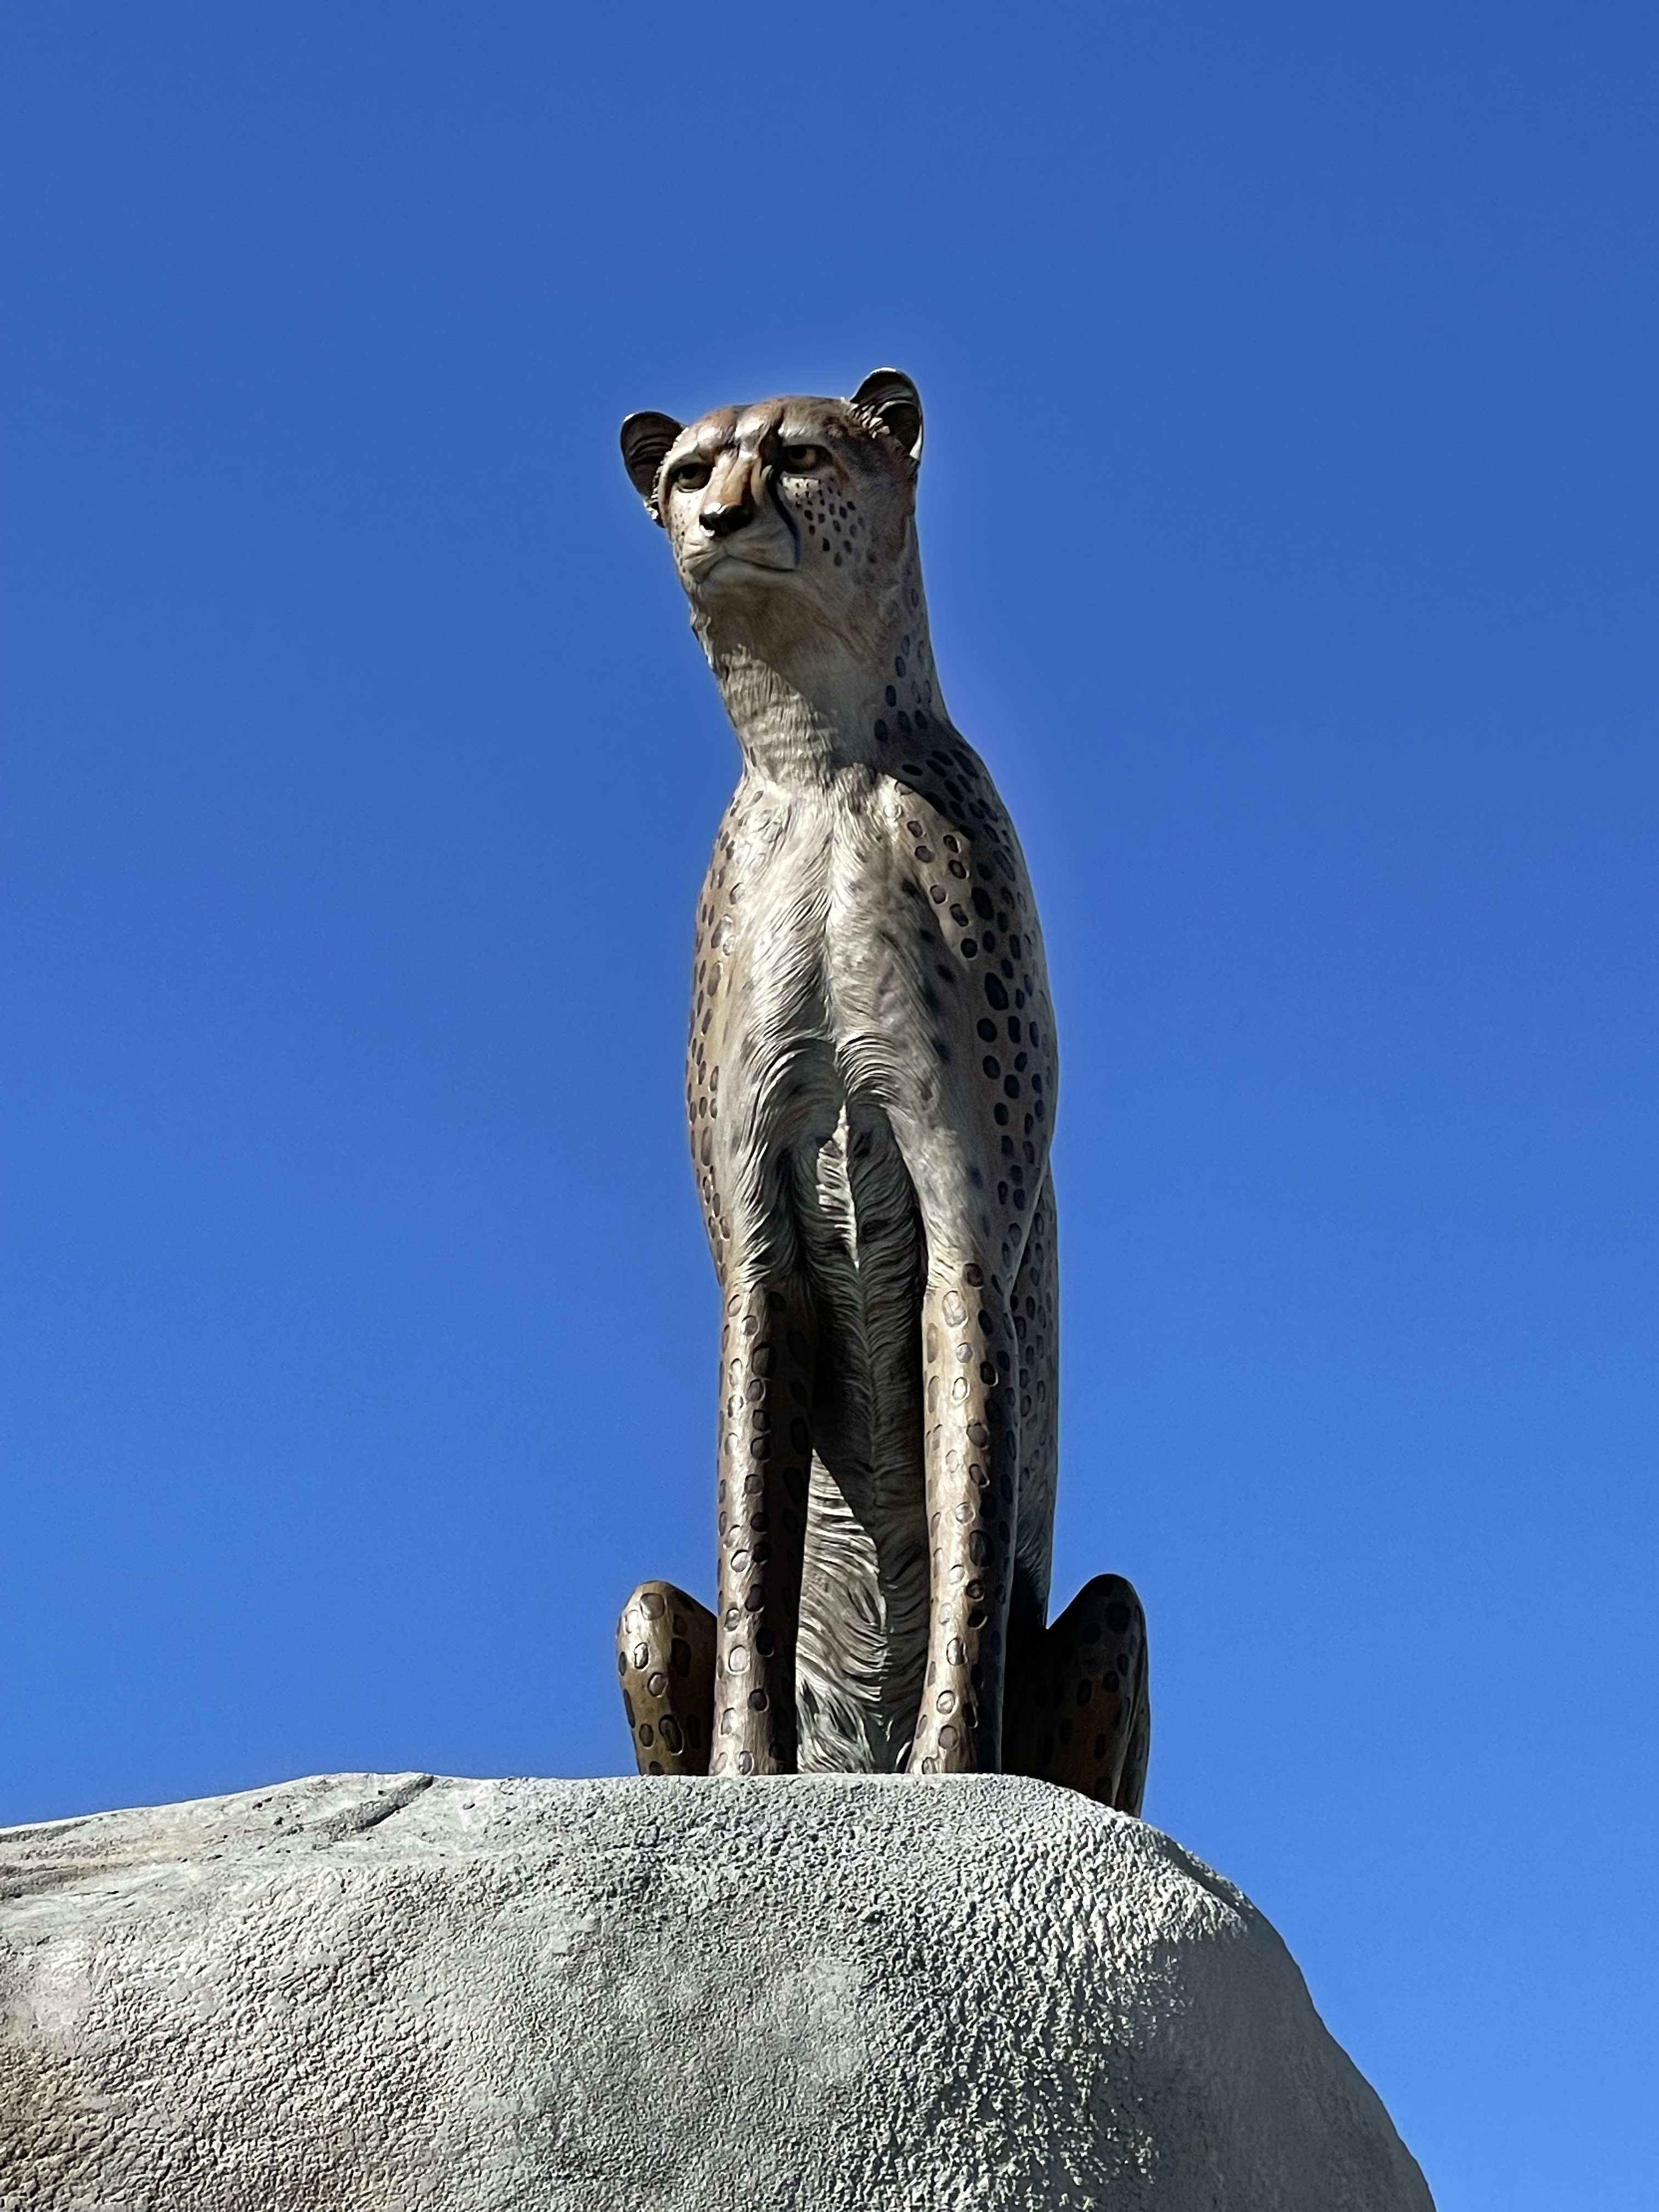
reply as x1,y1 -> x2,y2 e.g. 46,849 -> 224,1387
3,5 -> 1654,2205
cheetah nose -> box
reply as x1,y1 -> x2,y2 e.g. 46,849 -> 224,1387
700,495 -> 754,539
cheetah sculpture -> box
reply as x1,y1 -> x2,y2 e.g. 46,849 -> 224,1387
615,370 -> 1149,1810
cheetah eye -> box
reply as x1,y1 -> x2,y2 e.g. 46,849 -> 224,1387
778,444 -> 824,472
668,459 -> 711,492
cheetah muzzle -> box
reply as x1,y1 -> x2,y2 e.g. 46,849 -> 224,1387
614,369 -> 1149,1813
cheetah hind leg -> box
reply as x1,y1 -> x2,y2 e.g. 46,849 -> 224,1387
617,1581 -> 716,1776
1007,1574 -> 1150,1815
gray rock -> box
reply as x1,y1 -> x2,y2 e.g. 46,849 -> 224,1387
0,1771 -> 1434,2211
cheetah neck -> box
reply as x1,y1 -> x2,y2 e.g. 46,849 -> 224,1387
695,567 -> 946,789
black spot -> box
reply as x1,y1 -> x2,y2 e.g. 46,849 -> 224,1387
977,1018 -> 997,1041
874,719 -> 889,741
984,974 -> 1009,1010
1105,1600 -> 1131,1633
972,888 -> 994,920
885,685 -> 897,706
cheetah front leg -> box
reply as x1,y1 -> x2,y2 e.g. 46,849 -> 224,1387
905,1256 -> 1020,1775
708,1269 -> 816,1776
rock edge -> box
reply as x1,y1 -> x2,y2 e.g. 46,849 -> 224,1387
1,1770 -> 1434,2212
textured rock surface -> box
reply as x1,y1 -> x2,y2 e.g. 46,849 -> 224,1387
1,1771 -> 1434,2212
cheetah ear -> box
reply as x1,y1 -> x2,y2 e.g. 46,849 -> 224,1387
619,411 -> 684,523
851,368 -> 923,463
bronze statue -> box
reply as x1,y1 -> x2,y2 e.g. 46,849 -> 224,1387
614,371 -> 1148,1810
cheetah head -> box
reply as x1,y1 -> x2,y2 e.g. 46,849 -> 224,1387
619,370 -> 924,667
